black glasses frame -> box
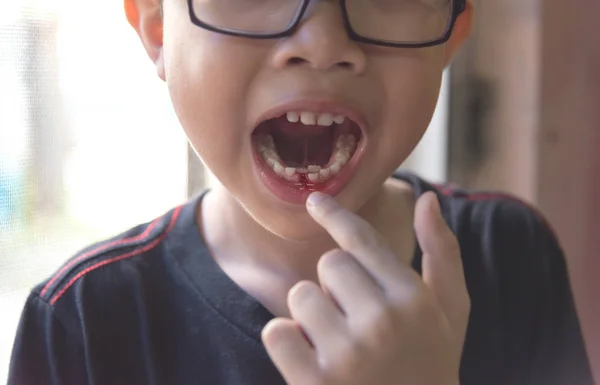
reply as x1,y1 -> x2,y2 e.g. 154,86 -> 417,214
187,0 -> 466,48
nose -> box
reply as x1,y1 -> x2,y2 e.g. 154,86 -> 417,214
270,1 -> 367,74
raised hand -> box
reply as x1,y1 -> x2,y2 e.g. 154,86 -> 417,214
262,191 -> 470,385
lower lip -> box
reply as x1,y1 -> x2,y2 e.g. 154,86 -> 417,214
252,142 -> 365,205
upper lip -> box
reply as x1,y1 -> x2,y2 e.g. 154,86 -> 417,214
252,98 -> 369,137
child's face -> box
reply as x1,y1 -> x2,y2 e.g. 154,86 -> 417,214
132,0 -> 471,240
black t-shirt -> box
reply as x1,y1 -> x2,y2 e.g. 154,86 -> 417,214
8,172 -> 594,385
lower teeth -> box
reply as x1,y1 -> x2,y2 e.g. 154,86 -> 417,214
258,134 -> 357,184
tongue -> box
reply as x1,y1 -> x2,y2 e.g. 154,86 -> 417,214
269,118 -> 334,167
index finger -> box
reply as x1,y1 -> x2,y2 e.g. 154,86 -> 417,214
306,192 -> 417,289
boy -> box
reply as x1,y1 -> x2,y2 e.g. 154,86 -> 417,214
7,0 -> 594,384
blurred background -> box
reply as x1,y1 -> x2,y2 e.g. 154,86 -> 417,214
0,0 -> 598,383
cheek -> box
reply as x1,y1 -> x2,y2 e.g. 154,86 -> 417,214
162,20 -> 262,177
377,50 -> 445,164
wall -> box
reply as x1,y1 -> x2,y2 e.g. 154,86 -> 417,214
449,0 -> 599,380
538,0 -> 600,380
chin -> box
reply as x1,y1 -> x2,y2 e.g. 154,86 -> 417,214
253,205 -> 329,242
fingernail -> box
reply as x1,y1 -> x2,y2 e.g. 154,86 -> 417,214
306,192 -> 329,211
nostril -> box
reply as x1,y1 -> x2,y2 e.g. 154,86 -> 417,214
286,57 -> 355,71
287,57 -> 307,66
338,61 -> 354,70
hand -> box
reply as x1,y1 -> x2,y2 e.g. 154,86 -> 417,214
261,191 -> 470,385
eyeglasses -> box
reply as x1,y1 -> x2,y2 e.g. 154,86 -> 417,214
187,0 -> 466,48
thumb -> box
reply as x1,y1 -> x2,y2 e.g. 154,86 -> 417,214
414,192 -> 470,336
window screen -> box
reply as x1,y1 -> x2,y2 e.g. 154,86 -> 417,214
0,1 -> 189,381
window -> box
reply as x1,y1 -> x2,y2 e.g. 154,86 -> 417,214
0,1 -> 187,381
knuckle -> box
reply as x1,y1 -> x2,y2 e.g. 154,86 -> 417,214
387,282 -> 421,308
388,285 -> 436,322
322,339 -> 365,378
361,306 -> 398,345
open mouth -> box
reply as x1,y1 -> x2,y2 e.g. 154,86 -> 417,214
252,110 -> 363,194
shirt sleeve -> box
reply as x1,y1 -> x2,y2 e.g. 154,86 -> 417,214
480,200 -> 596,385
525,213 -> 594,385
8,293 -> 88,385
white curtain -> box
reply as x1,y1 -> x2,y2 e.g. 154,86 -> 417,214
0,1 -> 187,381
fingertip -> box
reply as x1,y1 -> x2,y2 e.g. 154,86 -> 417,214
262,318 -> 299,346
306,191 -> 334,217
415,191 -> 457,252
417,191 -> 441,215
262,318 -> 317,378
429,191 -> 442,215
306,191 -> 329,206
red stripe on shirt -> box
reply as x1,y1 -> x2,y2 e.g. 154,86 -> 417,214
49,206 -> 182,305
40,219 -> 160,298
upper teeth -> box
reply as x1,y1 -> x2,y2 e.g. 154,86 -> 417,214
287,112 -> 346,127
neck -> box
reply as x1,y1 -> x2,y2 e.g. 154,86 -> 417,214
200,186 -> 336,282
199,179 -> 413,283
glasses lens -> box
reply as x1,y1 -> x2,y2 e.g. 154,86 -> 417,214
346,0 -> 453,44
191,0 -> 304,34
